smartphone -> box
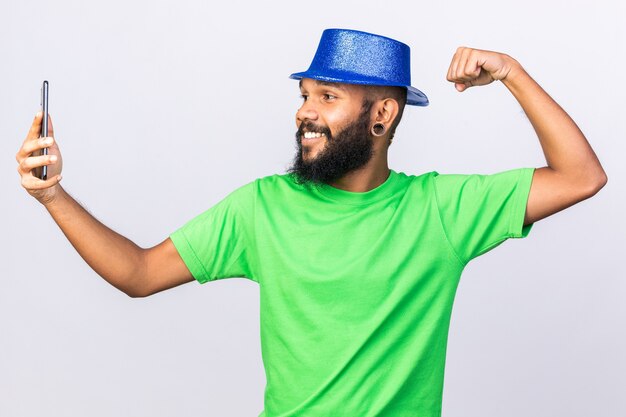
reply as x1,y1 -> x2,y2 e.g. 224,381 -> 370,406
33,80 -> 49,180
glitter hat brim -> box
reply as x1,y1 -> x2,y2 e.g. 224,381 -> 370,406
290,71 -> 429,106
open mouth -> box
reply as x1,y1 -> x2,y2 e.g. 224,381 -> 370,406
302,131 -> 326,140
297,122 -> 330,146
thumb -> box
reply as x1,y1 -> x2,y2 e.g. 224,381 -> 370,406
455,82 -> 468,92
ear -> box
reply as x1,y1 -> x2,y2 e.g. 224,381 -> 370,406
373,98 -> 399,126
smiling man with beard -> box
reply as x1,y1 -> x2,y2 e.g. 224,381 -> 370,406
17,28 -> 607,417
289,78 -> 408,188
289,95 -> 375,185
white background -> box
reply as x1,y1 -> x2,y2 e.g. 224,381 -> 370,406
1,1 -> 624,416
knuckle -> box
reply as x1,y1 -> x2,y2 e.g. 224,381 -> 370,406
22,159 -> 35,172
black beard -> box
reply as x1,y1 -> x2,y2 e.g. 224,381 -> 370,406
288,104 -> 374,186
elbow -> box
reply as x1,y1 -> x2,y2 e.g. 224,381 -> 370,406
598,172 -> 608,189
97,271 -> 153,298
122,250 -> 154,298
587,171 -> 608,196
126,290 -> 148,299
124,285 -> 154,298
118,277 -> 154,298
577,174 -> 607,201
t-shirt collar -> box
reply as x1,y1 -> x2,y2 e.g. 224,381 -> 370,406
311,169 -> 400,205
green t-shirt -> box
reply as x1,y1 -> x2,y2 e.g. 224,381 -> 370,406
170,167 -> 535,417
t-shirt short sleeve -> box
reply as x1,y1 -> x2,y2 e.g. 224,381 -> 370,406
433,167 -> 535,265
169,182 -> 256,284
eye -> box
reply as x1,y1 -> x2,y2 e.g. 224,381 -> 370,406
299,94 -> 308,102
322,93 -> 336,101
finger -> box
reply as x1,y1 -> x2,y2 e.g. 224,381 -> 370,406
15,137 -> 54,163
447,47 -> 465,81
448,47 -> 463,82
455,47 -> 472,80
466,52 -> 496,87
455,82 -> 467,92
463,50 -> 482,79
21,174 -> 62,191
16,136 -> 54,163
18,153 -> 58,175
26,111 -> 44,141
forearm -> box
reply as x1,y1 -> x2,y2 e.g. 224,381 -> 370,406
43,185 -> 146,296
501,60 -> 607,187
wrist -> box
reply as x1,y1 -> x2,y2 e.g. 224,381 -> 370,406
500,56 -> 527,88
40,184 -> 67,209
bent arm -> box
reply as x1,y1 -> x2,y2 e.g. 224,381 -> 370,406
43,186 -> 193,297
500,61 -> 608,226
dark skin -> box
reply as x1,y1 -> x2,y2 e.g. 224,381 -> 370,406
12,80 -> 402,298
296,78 -> 400,192
15,47 -> 607,297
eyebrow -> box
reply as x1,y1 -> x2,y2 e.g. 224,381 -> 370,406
299,79 -> 347,91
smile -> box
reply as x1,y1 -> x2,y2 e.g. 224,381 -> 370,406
303,132 -> 326,139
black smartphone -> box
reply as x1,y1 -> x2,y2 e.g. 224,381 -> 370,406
33,80 -> 49,180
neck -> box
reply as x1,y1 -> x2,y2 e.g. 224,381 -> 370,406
327,155 -> 390,192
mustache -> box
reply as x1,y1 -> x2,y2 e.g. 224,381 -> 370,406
296,121 -> 332,141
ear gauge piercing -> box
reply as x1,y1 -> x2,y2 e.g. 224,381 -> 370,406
372,123 -> 386,136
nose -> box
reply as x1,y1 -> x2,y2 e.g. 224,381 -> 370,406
296,100 -> 319,125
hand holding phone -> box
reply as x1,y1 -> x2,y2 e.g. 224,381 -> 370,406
15,81 -> 63,204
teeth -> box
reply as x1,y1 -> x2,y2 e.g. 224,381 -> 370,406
303,132 -> 324,139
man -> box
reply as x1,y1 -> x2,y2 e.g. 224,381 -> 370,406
17,29 -> 606,416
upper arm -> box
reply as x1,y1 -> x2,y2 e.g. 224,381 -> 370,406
524,166 -> 607,226
433,168 -> 534,264
137,237 -> 194,297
